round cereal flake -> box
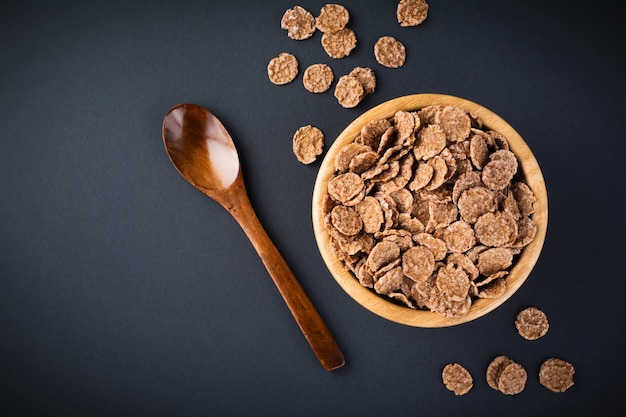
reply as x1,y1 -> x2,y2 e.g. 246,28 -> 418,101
348,67 -> 377,95
397,0 -> 429,27
315,4 -> 349,33
321,27 -> 357,59
539,358 -> 575,393
497,362 -> 527,395
281,6 -> 316,40
303,63 -> 334,93
334,75 -> 365,108
267,53 -> 298,85
442,363 -> 473,396
515,307 -> 549,340
374,36 -> 406,68
292,125 -> 324,164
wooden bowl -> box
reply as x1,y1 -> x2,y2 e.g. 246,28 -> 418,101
312,94 -> 548,327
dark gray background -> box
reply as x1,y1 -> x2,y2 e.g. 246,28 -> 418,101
1,0 -> 624,415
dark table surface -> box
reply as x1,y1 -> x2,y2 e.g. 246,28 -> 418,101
2,0 -> 624,415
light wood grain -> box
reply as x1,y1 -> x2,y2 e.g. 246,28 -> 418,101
312,94 -> 548,327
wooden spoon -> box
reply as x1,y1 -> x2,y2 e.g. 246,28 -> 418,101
162,103 -> 345,371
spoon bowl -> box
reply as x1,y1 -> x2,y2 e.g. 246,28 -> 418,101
163,103 -> 344,370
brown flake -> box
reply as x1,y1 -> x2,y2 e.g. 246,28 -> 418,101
292,125 -> 324,164
348,67 -> 377,95
334,75 -> 364,108
442,363 -> 473,396
321,28 -> 357,59
281,6 -> 316,40
374,36 -> 406,68
515,307 -> 549,340
315,4 -> 350,33
302,63 -> 334,93
397,0 -> 429,27
267,53 -> 298,85
539,358 -> 575,393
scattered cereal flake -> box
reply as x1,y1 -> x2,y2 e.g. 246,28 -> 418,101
486,356 -> 513,391
348,67 -> 377,95
436,263 -> 470,301
474,211 -> 518,247
477,247 -> 513,276
315,4 -> 350,33
334,75 -> 365,108
396,0 -> 429,27
267,53 -> 298,85
402,246 -> 435,282
442,363 -> 473,396
330,205 -> 363,236
443,220 -> 475,253
497,362 -> 527,395
515,307 -> 549,340
436,105 -> 471,143
292,125 -> 324,164
281,6 -> 316,40
321,27 -> 357,59
328,172 -> 365,204
302,63 -> 334,93
356,196 -> 384,233
539,358 -> 575,393
374,36 -> 406,68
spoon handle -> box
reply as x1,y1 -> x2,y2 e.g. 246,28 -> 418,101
228,192 -> 345,371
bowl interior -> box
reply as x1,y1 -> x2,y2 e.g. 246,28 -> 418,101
312,94 -> 548,327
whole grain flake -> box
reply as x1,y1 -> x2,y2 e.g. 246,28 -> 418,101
374,36 -> 406,68
303,63 -> 334,93
442,363 -> 473,395
281,6 -> 316,40
267,53 -> 299,85
396,0 -> 429,27
315,4 -> 350,33
292,125 -> 324,164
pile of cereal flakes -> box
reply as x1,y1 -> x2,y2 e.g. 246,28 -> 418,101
322,105 -> 538,318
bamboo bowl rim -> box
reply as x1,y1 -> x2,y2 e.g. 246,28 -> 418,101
312,94 -> 548,327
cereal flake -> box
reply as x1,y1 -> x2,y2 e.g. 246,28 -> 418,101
292,125 -> 324,164
374,36 -> 406,68
267,53 -> 298,85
